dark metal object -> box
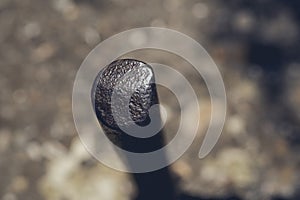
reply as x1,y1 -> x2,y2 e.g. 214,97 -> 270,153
92,59 -> 176,200
93,58 -> 286,200
92,59 -> 156,131
92,59 -> 166,153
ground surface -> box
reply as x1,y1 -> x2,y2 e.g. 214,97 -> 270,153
0,0 -> 300,200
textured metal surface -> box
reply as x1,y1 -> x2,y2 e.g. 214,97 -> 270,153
92,59 -> 159,131
92,59 -> 176,200
92,59 -> 164,152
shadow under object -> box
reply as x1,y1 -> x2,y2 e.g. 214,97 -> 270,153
92,59 -> 292,200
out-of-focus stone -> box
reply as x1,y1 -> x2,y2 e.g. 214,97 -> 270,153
83,27 -> 101,46
200,148 -> 256,189
31,43 -> 56,62
22,22 -> 41,40
10,176 -> 29,193
26,142 -> 42,161
39,138 -> 133,200
226,115 -> 245,136
172,160 -> 192,180
0,129 -> 11,153
192,3 -> 209,19
2,193 -> 17,200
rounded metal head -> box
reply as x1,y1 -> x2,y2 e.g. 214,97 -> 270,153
92,59 -> 159,131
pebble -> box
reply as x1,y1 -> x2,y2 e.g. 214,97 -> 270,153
40,138 -> 132,200
2,193 -> 17,200
192,3 -> 209,19
150,18 -> 166,27
26,142 -> 42,161
84,27 -> 101,46
0,129 -> 11,153
233,11 -> 255,33
10,176 -> 29,193
200,148 -> 256,188
22,22 -> 41,40
31,43 -> 56,62
172,160 -> 192,180
226,115 -> 245,136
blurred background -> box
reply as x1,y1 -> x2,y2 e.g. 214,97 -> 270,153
0,0 -> 300,199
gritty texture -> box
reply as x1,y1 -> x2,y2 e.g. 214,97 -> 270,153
92,59 -> 159,131
91,59 -> 166,153
1,0 -> 300,200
